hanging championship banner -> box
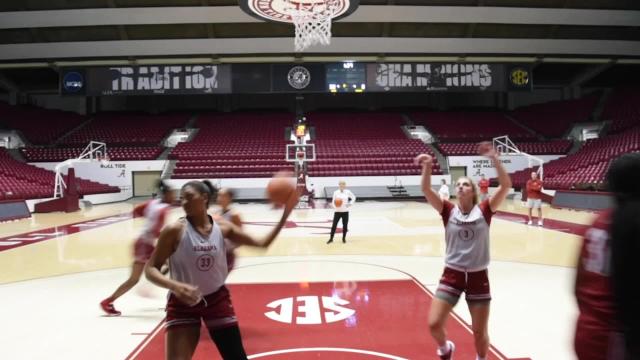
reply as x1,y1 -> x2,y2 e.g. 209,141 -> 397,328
366,63 -> 510,92
61,65 -> 232,95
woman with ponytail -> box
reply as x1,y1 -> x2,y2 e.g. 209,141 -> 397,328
144,178 -> 296,360
574,152 -> 640,360
608,153 -> 640,359
100,180 -> 175,316
214,187 -> 243,271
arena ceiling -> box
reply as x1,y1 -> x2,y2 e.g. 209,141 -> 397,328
0,0 -> 639,93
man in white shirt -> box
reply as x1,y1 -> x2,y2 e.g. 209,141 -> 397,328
328,180 -> 356,244
438,179 -> 450,201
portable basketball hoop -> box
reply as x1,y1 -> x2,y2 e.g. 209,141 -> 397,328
287,144 -> 316,164
287,0 -> 340,52
53,141 -> 108,198
97,154 -> 111,166
493,135 -> 544,179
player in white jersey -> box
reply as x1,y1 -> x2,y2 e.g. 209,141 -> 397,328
213,187 -> 243,271
415,142 -> 512,360
100,180 -> 175,316
327,180 -> 356,244
145,179 -> 296,360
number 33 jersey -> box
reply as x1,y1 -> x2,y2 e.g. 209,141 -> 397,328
169,217 -> 228,296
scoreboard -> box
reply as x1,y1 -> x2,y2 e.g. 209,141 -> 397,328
326,62 -> 366,93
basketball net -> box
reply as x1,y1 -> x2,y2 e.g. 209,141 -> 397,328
296,150 -> 305,166
288,0 -> 339,52
97,154 -> 110,166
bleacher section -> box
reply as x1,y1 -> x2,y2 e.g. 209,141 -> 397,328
411,111 -> 534,142
2,99 -> 635,191
509,95 -> 599,138
307,112 -> 439,177
437,140 -> 572,156
0,149 -> 119,200
507,127 -> 640,190
170,112 -> 291,178
60,112 -> 188,146
17,111 -> 188,163
0,101 -> 87,144
601,89 -> 640,134
21,146 -> 163,162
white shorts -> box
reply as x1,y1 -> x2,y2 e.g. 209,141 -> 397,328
527,198 -> 542,208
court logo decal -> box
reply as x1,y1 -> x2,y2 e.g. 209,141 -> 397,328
265,295 -> 355,324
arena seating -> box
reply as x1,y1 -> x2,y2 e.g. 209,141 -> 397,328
307,112 -> 440,177
60,112 -> 188,146
601,89 -> 640,134
0,101 -> 87,145
437,140 -> 572,156
21,146 -> 163,162
170,112 -> 291,178
0,149 -> 119,200
506,127 -> 640,190
508,95 -> 599,138
171,111 -> 438,178
411,111 -> 534,142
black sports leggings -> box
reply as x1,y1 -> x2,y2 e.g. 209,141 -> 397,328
330,211 -> 349,240
208,324 -> 248,360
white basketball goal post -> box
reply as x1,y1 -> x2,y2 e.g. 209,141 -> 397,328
53,141 -> 108,198
492,135 -> 544,180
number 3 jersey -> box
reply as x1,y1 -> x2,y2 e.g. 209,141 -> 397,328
440,199 -> 494,271
169,217 -> 228,296
575,210 -> 618,332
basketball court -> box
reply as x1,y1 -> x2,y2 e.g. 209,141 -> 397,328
0,198 -> 590,359
1,1 -> 638,359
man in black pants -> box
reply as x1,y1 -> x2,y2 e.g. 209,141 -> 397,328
328,181 -> 356,244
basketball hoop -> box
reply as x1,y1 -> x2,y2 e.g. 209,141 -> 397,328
98,154 -> 110,166
295,150 -> 305,166
287,0 -> 340,52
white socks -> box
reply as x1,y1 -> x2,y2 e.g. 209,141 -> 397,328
437,342 -> 450,354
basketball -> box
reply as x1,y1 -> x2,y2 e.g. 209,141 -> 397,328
334,198 -> 343,207
266,172 -> 298,206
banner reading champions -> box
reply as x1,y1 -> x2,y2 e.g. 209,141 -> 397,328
61,63 -> 531,95
367,63 -> 517,92
62,65 -> 232,96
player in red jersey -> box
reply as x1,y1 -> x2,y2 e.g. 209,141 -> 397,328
605,153 -> 640,358
574,209 -> 623,360
478,174 -> 490,202
526,171 -> 544,226
575,152 -> 640,360
100,181 -> 175,316
213,187 -> 243,271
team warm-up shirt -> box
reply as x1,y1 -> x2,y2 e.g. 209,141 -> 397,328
134,199 -> 171,244
169,217 -> 228,296
440,199 -> 494,271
